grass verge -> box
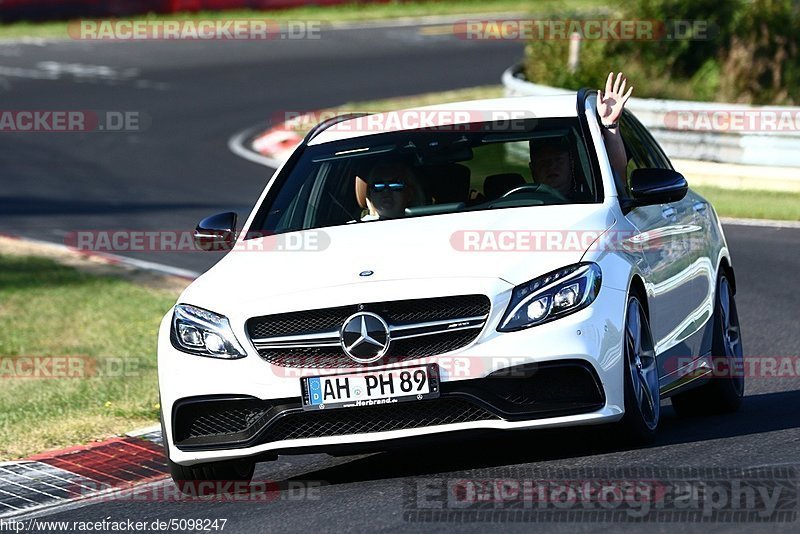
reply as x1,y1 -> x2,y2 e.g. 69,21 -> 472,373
692,186 -> 800,222
0,254 -> 179,460
0,0 -> 605,40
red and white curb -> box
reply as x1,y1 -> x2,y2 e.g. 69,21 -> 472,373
227,120 -> 304,170
0,427 -> 164,519
252,128 -> 302,163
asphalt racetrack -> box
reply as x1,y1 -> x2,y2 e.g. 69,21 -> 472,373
2,22 -> 799,533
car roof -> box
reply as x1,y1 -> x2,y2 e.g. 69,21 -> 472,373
307,94 -> 580,146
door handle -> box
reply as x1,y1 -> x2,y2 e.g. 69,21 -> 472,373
693,201 -> 708,213
661,206 -> 677,219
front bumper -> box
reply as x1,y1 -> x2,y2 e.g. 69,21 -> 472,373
158,283 -> 628,466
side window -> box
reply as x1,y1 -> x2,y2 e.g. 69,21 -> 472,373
618,119 -> 640,179
626,113 -> 673,170
618,114 -> 650,197
620,114 -> 657,168
619,111 -> 675,199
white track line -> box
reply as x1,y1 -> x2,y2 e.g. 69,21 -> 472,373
3,235 -> 200,279
720,217 -> 800,229
126,425 -> 161,438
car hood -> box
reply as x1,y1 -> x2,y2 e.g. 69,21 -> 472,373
181,203 -> 615,311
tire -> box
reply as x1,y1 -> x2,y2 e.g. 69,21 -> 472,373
619,294 -> 660,443
160,412 -> 255,495
671,273 -> 744,416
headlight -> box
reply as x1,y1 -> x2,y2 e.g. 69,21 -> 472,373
498,263 -> 601,332
170,304 -> 247,359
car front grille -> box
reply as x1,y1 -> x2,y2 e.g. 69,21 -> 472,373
267,398 -> 499,442
173,397 -> 499,450
472,365 -> 604,407
246,295 -> 491,369
184,407 -> 264,439
172,398 -> 278,446
248,306 -> 353,340
256,330 -> 480,369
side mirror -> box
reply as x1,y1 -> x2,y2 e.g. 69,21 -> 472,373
628,168 -> 688,207
194,212 -> 237,251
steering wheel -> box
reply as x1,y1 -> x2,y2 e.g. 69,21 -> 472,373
499,183 -> 569,202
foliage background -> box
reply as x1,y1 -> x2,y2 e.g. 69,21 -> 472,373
523,0 -> 799,104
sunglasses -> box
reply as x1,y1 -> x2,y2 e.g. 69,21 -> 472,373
370,180 -> 406,192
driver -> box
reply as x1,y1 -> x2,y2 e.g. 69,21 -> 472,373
357,160 -> 419,220
528,137 -> 578,198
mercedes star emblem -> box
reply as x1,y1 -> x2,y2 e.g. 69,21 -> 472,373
340,311 -> 390,364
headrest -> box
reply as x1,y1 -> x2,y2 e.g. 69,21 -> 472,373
419,163 -> 471,204
355,174 -> 368,208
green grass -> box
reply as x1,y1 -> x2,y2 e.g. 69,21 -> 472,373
0,0 -> 606,40
692,186 -> 800,221
0,255 -> 178,460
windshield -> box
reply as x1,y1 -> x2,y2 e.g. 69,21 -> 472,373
248,117 -> 600,236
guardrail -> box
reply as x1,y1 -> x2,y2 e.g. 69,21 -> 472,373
502,64 -> 800,168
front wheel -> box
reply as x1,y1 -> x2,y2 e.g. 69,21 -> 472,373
671,273 -> 744,416
619,295 -> 660,443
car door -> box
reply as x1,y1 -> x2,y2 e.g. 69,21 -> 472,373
637,125 -> 717,359
619,112 -> 700,382
631,116 -> 715,363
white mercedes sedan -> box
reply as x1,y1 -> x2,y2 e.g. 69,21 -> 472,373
158,92 -> 743,490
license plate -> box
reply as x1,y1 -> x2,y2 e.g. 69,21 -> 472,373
301,364 -> 440,410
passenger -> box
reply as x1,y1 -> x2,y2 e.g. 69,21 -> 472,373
529,72 -> 633,196
597,71 -> 633,184
528,137 -> 579,198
